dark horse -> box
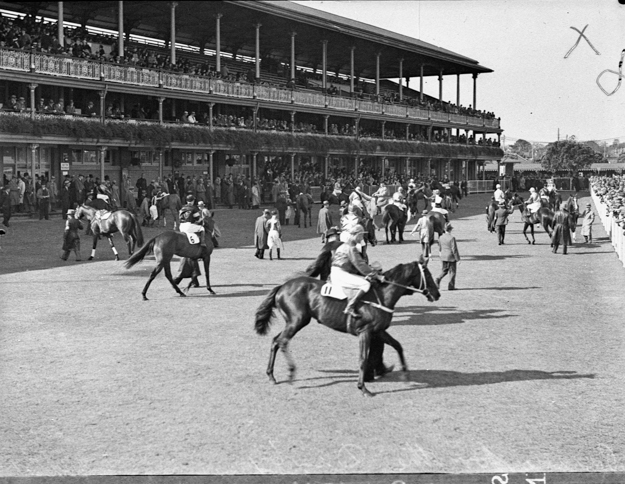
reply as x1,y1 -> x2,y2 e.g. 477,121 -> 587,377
521,196 -> 578,245
74,204 -> 144,260
382,205 -> 407,244
296,192 -> 314,228
406,185 -> 433,220
124,218 -> 216,300
255,256 -> 440,396
321,186 -> 349,206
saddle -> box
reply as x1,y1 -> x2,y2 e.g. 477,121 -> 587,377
320,282 -> 358,300
95,210 -> 113,221
184,233 -> 201,245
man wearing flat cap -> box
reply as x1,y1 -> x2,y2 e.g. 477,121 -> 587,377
551,202 -> 571,255
253,208 -> 271,259
61,209 -> 83,261
581,202 -> 595,243
436,222 -> 460,290
493,200 -> 513,245
316,200 -> 333,243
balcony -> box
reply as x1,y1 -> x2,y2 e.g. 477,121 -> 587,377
0,48 -> 501,131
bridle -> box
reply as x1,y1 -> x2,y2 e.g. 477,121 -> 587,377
382,262 -> 431,298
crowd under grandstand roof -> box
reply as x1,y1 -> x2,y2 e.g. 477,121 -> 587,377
1,0 -> 494,80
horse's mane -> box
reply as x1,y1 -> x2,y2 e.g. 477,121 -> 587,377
383,262 -> 417,281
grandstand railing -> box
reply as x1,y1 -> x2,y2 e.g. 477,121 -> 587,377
0,48 -> 500,130
590,187 -> 625,268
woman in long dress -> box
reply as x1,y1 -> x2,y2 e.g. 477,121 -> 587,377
267,210 -> 284,260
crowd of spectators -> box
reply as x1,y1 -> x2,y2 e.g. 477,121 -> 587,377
591,175 -> 625,226
0,12 -> 498,122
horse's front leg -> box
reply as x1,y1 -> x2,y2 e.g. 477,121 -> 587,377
357,329 -> 374,397
379,330 -> 408,380
202,254 -> 216,294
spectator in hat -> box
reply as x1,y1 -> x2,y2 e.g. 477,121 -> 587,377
316,200 -> 333,243
435,222 -> 460,290
410,209 -> 434,259
60,209 -> 83,261
36,181 -> 51,220
253,208 -> 271,259
15,96 -> 27,113
581,202 -> 595,243
551,202 -> 571,255
493,200 -> 513,245
0,184 -> 11,227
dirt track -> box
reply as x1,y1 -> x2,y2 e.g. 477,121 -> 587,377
1,192 -> 624,475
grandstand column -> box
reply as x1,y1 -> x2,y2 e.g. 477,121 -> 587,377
208,103 -> 214,130
118,1 -> 124,58
252,153 -> 258,179
456,73 -> 460,106
405,157 -> 409,175
324,155 -> 329,180
354,156 -> 359,177
472,73 -> 478,109
419,64 -> 424,102
290,31 -> 297,82
30,144 -> 38,179
216,13 -> 222,73
170,2 -> 177,65
158,150 -> 163,180
381,121 -> 386,140
399,58 -> 403,101
350,46 -> 355,95
290,153 -> 296,180
255,23 -> 261,81
290,111 -> 295,133
355,117 -> 360,139
324,115 -> 329,135
99,147 -> 106,182
405,124 -> 409,141
57,2 -> 64,47
322,40 -> 328,92
28,83 -> 37,120
209,151 -> 214,182
438,69 -> 443,102
375,53 -> 380,96
157,97 -> 165,124
98,90 -> 106,125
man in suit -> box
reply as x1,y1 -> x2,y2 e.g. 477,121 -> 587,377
0,185 -> 11,227
435,222 -> 461,291
493,200 -> 513,245
253,209 -> 270,259
551,202 -> 571,255
316,200 -> 333,243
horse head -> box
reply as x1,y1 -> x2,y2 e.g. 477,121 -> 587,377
382,257 -> 440,303
74,204 -> 93,221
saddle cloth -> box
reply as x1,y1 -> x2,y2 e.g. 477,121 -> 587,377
527,201 -> 541,214
321,282 -> 359,300
95,210 -> 112,221
185,233 -> 200,245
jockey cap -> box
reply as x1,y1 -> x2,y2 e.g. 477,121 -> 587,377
496,184 -> 501,189
186,194 -> 195,202
529,187 -> 536,193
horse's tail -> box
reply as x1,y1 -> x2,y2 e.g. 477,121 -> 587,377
124,236 -> 156,269
131,213 -> 144,247
255,285 -> 282,336
382,207 -> 392,226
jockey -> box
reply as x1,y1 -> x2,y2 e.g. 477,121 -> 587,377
431,188 -> 443,207
391,187 -> 407,212
430,199 -> 449,221
179,194 -> 206,247
371,182 -> 391,214
330,224 -> 384,319
493,184 -> 505,204
350,189 -> 372,219
340,203 -> 365,244
96,182 -> 112,209
525,187 -> 541,213
408,179 -> 416,190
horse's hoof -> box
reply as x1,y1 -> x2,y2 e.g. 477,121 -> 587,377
532,241 -> 535,245
87,256 -> 93,261
115,256 -> 120,261
208,288 -> 216,295
268,375 -> 277,385
179,293 -> 187,297
359,386 -> 375,397
142,296 -> 148,301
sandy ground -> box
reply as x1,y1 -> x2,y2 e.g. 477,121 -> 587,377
1,192 -> 624,476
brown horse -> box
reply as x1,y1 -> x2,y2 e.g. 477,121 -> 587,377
74,204 -> 144,260
255,256 -> 440,396
124,218 -> 215,300
382,204 -> 407,244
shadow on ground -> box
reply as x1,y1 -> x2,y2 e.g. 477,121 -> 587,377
393,305 -> 513,326
296,368 -> 595,392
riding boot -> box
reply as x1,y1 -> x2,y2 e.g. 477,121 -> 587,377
344,289 -> 367,319
277,248 -> 281,260
200,231 -> 207,248
254,249 -> 260,259
259,249 -> 264,259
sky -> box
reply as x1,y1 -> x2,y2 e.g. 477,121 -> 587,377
297,0 -> 624,146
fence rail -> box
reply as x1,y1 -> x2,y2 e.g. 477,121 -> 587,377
590,187 -> 625,268
0,47 -> 500,130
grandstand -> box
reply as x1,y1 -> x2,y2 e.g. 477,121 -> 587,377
0,0 -> 503,188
